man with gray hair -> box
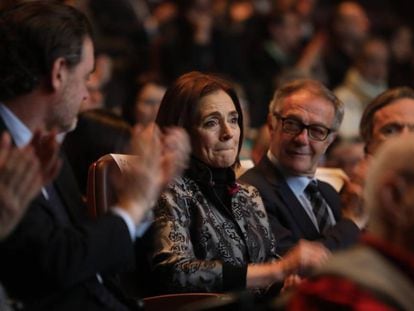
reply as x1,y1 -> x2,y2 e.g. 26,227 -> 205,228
240,79 -> 364,255
286,134 -> 414,309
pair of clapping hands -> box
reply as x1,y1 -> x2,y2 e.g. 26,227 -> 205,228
0,130 -> 61,239
0,124 -> 190,239
114,124 -> 190,224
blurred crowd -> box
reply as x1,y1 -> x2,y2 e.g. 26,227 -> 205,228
17,0 -> 410,169
57,0 -> 414,129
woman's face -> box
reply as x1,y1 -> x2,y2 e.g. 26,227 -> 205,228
192,90 -> 240,168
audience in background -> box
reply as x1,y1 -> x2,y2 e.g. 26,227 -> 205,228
335,37 -> 389,139
58,0 -> 414,132
388,24 -> 414,88
249,10 -> 303,126
122,74 -> 167,129
155,0 -> 219,84
322,1 -> 370,89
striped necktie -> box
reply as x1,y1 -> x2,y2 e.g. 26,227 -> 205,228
305,180 -> 332,233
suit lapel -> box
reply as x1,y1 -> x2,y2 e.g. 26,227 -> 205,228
259,157 -> 320,238
54,154 -> 87,223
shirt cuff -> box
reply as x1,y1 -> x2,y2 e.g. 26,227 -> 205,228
112,206 -> 136,239
111,207 -> 154,240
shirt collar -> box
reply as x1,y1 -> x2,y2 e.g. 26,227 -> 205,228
0,103 -> 32,147
267,149 -> 313,194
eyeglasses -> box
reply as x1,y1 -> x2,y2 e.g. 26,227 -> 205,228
273,112 -> 334,141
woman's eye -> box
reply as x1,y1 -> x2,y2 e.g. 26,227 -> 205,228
230,116 -> 239,124
203,119 -> 217,128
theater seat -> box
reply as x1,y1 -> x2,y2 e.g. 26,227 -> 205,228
86,153 -> 139,218
86,154 -> 228,302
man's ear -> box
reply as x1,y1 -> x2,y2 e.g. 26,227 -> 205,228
50,57 -> 68,91
267,113 -> 275,132
328,132 -> 338,145
323,132 -> 337,153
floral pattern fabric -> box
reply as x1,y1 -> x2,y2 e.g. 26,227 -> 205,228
150,169 -> 277,293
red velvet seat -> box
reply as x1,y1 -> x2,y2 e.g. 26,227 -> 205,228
86,153 -> 139,217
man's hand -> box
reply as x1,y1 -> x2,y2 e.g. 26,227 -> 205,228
0,130 -> 62,240
160,127 -> 191,187
115,125 -> 190,224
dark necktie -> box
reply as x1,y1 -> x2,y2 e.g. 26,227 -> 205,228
44,183 -> 71,225
305,180 -> 331,233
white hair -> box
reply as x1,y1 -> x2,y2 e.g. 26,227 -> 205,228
364,134 -> 414,235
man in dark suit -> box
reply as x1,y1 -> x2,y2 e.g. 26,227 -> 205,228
0,131 -> 60,241
0,2 -> 189,310
240,79 -> 365,255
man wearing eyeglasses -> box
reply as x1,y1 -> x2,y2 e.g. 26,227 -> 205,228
240,79 -> 363,255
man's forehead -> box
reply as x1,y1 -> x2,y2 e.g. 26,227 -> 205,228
281,91 -> 334,112
375,98 -> 414,122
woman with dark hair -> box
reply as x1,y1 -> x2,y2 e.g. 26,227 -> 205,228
150,71 -> 329,294
63,109 -> 131,197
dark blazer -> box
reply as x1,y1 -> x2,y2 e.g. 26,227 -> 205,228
239,155 -> 360,255
0,118 -> 139,311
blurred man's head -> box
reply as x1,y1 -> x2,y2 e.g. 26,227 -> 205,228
364,134 -> 414,251
356,38 -> 389,85
360,87 -> 414,155
268,11 -> 302,53
333,1 -> 369,42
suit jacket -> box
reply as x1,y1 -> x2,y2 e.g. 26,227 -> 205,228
239,156 -> 360,255
0,118 -> 138,311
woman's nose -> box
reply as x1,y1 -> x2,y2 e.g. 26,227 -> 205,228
220,123 -> 234,141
